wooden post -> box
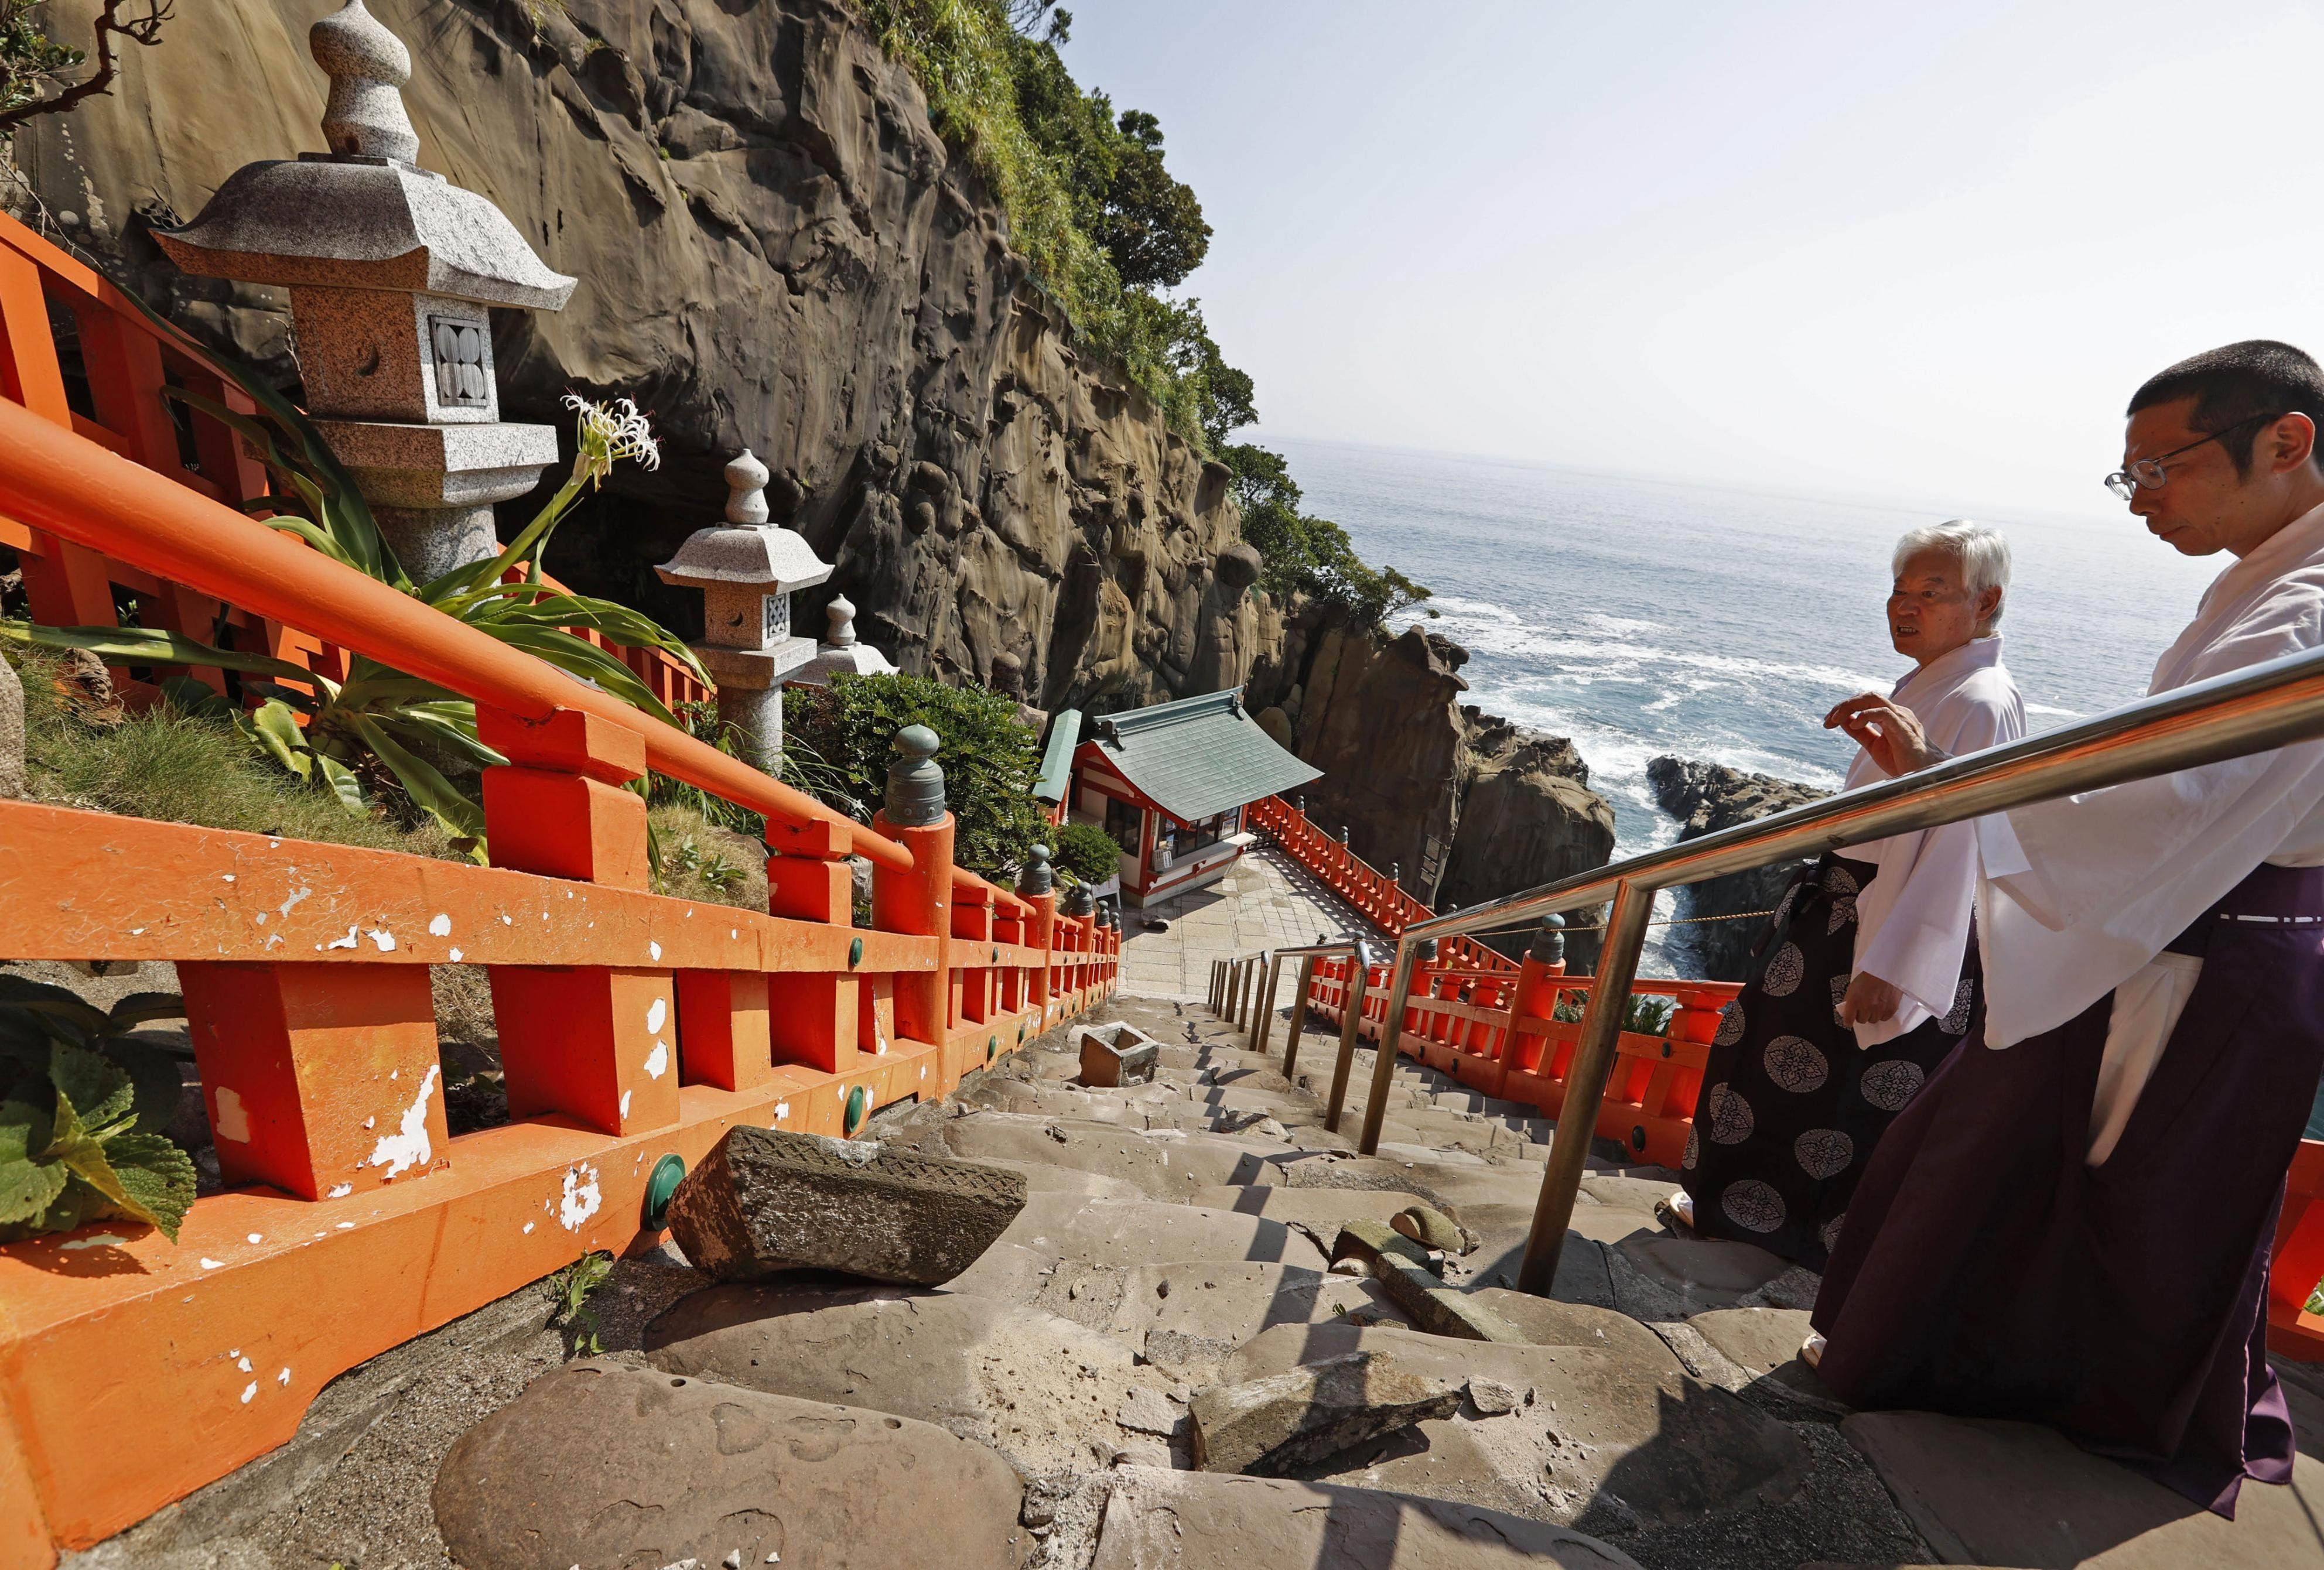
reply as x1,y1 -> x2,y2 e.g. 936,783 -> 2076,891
481,706 -> 678,1137
1281,954 -> 1320,1079
1019,845 -> 1058,1030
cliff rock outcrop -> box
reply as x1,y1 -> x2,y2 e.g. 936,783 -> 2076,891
1645,757 -> 1828,981
6,0 -> 1284,713
1266,620 -> 1616,964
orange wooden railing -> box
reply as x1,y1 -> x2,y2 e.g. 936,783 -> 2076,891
1301,950 -> 1737,1168
0,210 -> 707,712
0,249 -> 1113,1563
1245,794 -> 1517,973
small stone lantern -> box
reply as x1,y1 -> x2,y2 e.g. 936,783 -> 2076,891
793,594 -> 900,687
155,1 -> 575,580
655,450 -> 832,773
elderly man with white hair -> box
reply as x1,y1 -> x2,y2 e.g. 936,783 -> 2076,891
1666,519 -> 2024,1267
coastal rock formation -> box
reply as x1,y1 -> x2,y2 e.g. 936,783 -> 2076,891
1264,620 -> 1617,962
6,0 -> 1284,713
1645,757 -> 1829,981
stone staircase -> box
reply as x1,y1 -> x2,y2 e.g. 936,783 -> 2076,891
88,991 -> 2324,1570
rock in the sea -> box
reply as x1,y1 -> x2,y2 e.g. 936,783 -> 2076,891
433,1363 -> 1029,1569
1088,1467 -> 1642,1568
1077,1022 -> 1161,1087
1190,1350 -> 1464,1476
664,1127 -> 1026,1285
1646,756 -> 1829,980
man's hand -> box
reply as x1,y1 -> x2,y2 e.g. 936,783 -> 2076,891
1824,692 -> 1945,775
1838,970 -> 1903,1028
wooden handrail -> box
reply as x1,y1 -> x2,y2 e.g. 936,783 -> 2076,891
0,399 -> 912,871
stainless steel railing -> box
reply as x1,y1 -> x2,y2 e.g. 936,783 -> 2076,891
1371,637 -> 2324,1294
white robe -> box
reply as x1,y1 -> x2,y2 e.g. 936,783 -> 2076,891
1974,500 -> 2324,1160
1842,635 -> 2025,1048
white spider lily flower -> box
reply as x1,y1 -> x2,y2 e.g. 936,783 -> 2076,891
562,394 -> 662,487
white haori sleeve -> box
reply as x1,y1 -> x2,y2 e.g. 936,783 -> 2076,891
1850,661 -> 2026,1049
1977,566 -> 2324,1048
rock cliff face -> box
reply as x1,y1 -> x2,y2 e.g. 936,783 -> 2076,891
1645,757 -> 1828,982
6,0 -> 1284,713
1260,621 -> 1617,966
8,0 -> 1611,941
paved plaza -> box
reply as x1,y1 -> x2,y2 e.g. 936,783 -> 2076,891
1116,841 -> 1379,1001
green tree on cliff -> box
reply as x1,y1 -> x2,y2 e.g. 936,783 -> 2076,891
858,0 -> 1428,631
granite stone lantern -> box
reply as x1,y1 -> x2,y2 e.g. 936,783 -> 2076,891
793,594 -> 900,687
655,450 -> 832,774
155,1 -> 576,581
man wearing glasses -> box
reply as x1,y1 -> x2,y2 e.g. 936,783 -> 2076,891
1809,340 -> 2324,1519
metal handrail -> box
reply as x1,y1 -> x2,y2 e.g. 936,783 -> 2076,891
1365,635 -> 2324,1295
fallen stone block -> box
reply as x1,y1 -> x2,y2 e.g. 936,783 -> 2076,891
1190,1350 -> 1463,1476
1467,1377 -> 1526,1416
433,1363 -> 1029,1570
1078,1021 -> 1162,1087
664,1126 -> 1026,1286
1089,1467 -> 1642,1569
1390,1203 -> 1468,1253
1332,1220 -> 1526,1343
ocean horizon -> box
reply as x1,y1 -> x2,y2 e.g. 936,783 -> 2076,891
1265,433 -> 2224,973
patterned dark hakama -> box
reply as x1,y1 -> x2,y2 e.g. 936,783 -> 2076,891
1680,852 -> 1976,1269
1813,861 -> 2324,1517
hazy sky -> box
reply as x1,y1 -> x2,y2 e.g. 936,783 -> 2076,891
1060,1 -> 2324,521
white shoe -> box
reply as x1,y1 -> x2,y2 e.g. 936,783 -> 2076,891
1800,1332 -> 1827,1370
1668,1190 -> 1694,1227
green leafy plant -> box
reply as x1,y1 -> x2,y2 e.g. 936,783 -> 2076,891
1547,992 -> 1674,1037
548,1250 -> 614,1354
0,977 -> 196,1243
784,671 -> 1050,878
13,299 -> 705,854
1051,819 -> 1121,885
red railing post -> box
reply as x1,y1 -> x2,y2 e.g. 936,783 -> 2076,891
753,815 -> 861,1080
871,727 -> 956,1080
480,706 -> 678,1136
177,961 -> 446,1202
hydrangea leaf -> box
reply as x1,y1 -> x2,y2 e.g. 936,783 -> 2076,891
0,1152 -> 69,1227
105,1037 -> 186,1137
48,1045 -> 135,1142
100,1134 -> 197,1242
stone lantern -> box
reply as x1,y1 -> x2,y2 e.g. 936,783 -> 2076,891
155,1 -> 575,581
655,450 -> 832,773
793,594 -> 900,687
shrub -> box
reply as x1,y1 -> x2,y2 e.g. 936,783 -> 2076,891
11,642 -> 461,857
784,672 -> 1050,878
1051,819 -> 1121,885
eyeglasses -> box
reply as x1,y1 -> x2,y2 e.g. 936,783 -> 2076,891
2104,413 -> 2279,501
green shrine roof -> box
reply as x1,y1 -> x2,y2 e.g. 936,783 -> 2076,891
1035,709 -> 1082,805
1085,688 -> 1320,822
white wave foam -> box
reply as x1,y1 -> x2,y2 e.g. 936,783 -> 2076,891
2026,703 -> 2084,717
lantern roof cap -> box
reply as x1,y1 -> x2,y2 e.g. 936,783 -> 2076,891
153,2 -> 573,310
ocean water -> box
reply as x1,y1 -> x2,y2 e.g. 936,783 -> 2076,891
1270,436 -> 2222,971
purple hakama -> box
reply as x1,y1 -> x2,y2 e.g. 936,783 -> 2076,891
1812,861 -> 2324,1517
